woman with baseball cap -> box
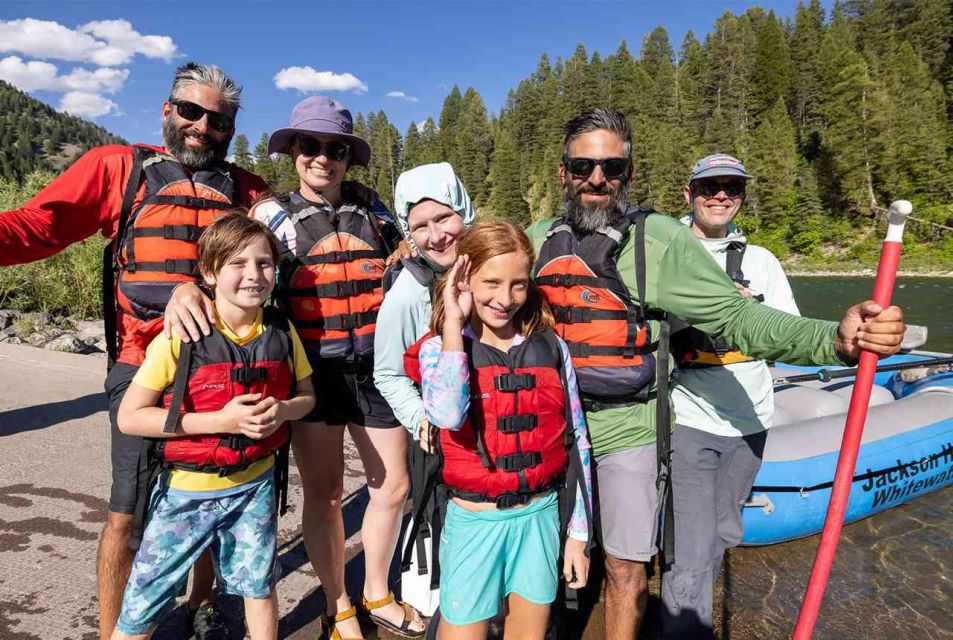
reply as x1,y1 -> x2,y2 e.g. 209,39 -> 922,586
251,96 -> 425,639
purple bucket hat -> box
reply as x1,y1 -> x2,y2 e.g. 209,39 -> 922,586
267,96 -> 371,167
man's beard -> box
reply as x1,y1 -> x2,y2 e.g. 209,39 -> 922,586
563,180 -> 630,234
162,117 -> 231,169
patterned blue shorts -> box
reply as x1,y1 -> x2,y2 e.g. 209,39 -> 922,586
116,475 -> 279,636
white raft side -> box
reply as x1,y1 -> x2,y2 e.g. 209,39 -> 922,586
763,384 -> 953,463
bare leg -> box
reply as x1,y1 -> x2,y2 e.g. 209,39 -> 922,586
292,421 -> 361,637
437,616 -> 490,640
187,550 -> 217,609
243,593 -> 278,640
502,593 -> 550,640
350,425 -> 423,632
98,511 -> 135,640
604,555 -> 649,640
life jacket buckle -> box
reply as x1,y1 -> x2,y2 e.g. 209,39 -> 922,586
496,451 -> 542,472
231,366 -> 268,385
496,414 -> 538,434
495,372 -> 536,392
494,492 -> 529,509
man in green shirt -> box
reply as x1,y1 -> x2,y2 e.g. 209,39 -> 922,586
527,109 -> 904,639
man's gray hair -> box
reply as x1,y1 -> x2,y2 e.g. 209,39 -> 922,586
169,62 -> 242,115
562,109 -> 632,160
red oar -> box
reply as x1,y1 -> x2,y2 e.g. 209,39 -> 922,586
792,200 -> 911,639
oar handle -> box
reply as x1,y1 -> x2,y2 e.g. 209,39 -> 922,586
793,200 -> 910,640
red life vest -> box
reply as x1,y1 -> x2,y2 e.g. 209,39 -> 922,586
263,192 -> 392,362
405,331 -> 573,508
156,308 -> 294,474
115,148 -> 238,321
534,208 -> 657,408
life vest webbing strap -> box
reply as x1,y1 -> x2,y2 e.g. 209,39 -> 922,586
495,451 -> 542,472
451,482 -> 559,509
288,278 -> 381,298
231,366 -> 268,385
292,310 -> 378,331
141,195 -> 234,210
126,259 -> 199,276
497,414 -> 538,434
551,306 -> 628,324
131,224 -> 203,242
163,340 -> 194,434
566,341 -> 658,358
535,274 -> 618,290
655,318 -> 675,561
296,250 -> 386,265
494,372 -> 536,392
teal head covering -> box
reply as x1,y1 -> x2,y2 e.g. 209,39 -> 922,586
393,162 -> 475,260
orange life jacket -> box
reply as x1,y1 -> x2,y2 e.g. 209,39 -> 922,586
271,191 -> 394,362
534,208 -> 658,409
115,149 -> 238,320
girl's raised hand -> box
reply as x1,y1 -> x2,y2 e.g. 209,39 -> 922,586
443,254 -> 472,327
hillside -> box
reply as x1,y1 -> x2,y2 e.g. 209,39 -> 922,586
0,80 -> 126,181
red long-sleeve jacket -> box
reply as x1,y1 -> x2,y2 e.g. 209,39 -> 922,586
0,144 -> 269,365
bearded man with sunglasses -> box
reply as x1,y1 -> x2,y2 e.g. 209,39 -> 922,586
527,109 -> 904,639
0,62 -> 268,640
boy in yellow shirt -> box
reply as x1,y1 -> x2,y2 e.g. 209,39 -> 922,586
112,214 -> 315,639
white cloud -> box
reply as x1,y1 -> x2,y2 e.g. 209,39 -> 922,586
274,66 -> 368,94
387,90 -> 418,103
58,91 -> 121,118
0,18 -> 177,66
0,56 -> 128,94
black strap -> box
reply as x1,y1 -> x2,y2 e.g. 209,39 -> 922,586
103,148 -> 147,366
291,310 -> 378,330
497,414 -> 538,434
725,242 -> 747,284
495,372 -> 536,392
163,340 -> 194,434
231,366 -> 268,386
129,439 -> 161,551
127,259 -> 199,276
275,440 -> 291,516
566,341 -> 657,358
550,306 -> 628,324
296,250 -> 385,265
655,319 -> 674,561
288,278 -> 381,298
495,451 -> 543,472
535,273 -> 618,290
141,195 -> 234,210
131,224 -> 204,242
633,210 -> 648,322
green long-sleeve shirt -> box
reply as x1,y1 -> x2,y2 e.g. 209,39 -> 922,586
527,213 -> 842,455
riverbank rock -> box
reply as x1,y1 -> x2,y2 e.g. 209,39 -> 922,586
0,309 -> 105,356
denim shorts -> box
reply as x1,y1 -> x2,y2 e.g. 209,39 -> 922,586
115,474 -> 279,636
438,492 -> 560,626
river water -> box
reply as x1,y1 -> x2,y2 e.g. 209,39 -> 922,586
569,277 -> 953,639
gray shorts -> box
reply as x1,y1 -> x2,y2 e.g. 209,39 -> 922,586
593,443 -> 660,562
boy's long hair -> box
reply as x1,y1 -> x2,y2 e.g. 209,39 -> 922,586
431,218 -> 554,337
198,211 -> 281,279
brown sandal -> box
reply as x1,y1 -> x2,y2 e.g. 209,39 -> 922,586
360,591 -> 426,638
324,605 -> 362,640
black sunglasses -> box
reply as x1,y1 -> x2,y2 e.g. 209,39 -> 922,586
169,99 -> 234,133
692,179 -> 746,198
294,137 -> 350,161
564,157 -> 630,180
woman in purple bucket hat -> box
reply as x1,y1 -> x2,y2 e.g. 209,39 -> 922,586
250,96 -> 426,640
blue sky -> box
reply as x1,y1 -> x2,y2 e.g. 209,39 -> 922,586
1,1 -> 832,148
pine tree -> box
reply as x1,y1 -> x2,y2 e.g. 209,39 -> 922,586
402,121 -> 421,171
640,26 -> 678,124
437,86 -> 464,167
877,42 -> 946,201
563,44 -> 599,114
253,132 -> 279,187
676,32 -> 708,140
894,0 -> 952,77
232,133 -> 253,170
750,11 -> 794,124
747,98 -> 798,238
790,0 -> 826,155
789,160 -> 826,254
454,88 -> 493,204
487,120 -> 530,224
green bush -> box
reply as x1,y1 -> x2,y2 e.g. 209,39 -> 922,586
0,170 -> 107,318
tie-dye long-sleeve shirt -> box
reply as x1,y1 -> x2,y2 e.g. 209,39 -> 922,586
418,329 -> 593,541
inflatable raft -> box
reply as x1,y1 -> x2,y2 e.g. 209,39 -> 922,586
740,350 -> 953,545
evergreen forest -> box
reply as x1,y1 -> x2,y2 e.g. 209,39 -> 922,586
241,0 -> 953,265
0,81 -> 125,181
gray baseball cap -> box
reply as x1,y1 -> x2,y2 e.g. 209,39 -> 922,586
267,96 -> 371,167
689,153 -> 753,181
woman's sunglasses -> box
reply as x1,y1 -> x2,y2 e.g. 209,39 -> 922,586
564,157 -> 631,180
692,179 -> 746,198
295,137 -> 351,161
169,99 -> 234,133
